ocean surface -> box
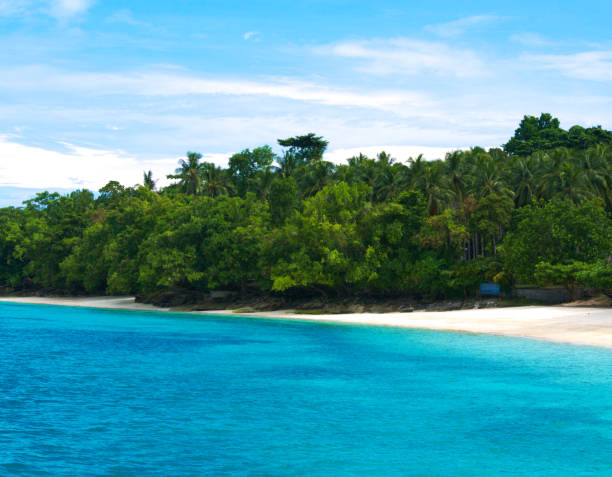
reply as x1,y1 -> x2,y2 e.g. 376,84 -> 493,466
1,302 -> 611,476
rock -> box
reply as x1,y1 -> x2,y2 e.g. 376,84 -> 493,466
297,299 -> 324,310
322,304 -> 348,314
210,290 -> 234,299
426,301 -> 463,312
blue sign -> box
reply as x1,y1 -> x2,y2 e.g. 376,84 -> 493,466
480,283 -> 500,295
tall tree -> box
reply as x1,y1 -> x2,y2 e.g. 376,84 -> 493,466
277,133 -> 328,163
143,170 -> 156,191
167,152 -> 205,195
277,150 -> 299,178
509,156 -> 538,207
201,162 -> 231,198
228,146 -> 275,197
413,161 -> 452,215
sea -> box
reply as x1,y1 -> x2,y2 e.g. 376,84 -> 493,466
1,302 -> 611,476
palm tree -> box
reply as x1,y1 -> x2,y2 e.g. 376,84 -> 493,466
255,166 -> 275,202
347,153 -> 376,189
333,164 -> 354,184
201,162 -> 231,198
510,156 -> 537,207
539,148 -> 571,200
444,151 -> 470,206
589,144 -> 612,209
407,154 -> 426,189
557,161 -> 592,203
167,152 -> 204,195
278,151 -> 299,178
470,154 -> 513,200
299,161 -> 335,197
376,151 -> 394,165
414,161 -> 452,215
374,162 -> 409,202
580,146 -> 609,205
143,170 -> 156,191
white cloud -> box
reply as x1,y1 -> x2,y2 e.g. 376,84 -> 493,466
0,136 -> 231,190
106,8 -> 150,27
510,32 -> 558,47
0,66 -> 434,114
0,0 -> 31,16
49,0 -> 93,18
0,134 -> 480,193
316,38 -> 487,77
243,31 -> 259,41
522,50 -> 612,81
0,0 -> 93,19
424,15 -> 499,38
136,75 -> 432,112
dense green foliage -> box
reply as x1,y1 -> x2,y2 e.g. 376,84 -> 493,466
504,113 -> 612,156
1,114 -> 611,298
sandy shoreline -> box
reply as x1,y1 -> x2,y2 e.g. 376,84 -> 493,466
1,296 -> 612,348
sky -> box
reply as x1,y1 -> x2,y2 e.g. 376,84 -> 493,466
1,0 -> 612,205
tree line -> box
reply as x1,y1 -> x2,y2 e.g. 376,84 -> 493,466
1,115 -> 611,300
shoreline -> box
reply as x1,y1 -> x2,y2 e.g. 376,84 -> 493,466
1,296 -> 612,348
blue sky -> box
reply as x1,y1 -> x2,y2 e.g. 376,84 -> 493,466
1,0 -> 612,205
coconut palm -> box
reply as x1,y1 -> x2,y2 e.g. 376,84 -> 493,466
255,166 -> 275,202
277,151 -> 299,178
444,151 -> 470,205
201,162 -> 231,198
470,154 -> 513,200
407,154 -> 426,189
556,161 -> 592,203
414,161 -> 453,215
347,153 -> 376,188
373,162 -> 409,202
591,144 -> 612,208
299,161 -> 335,197
580,146 -> 610,205
510,156 -> 537,207
539,148 -> 571,200
167,152 -> 204,195
143,170 -> 156,191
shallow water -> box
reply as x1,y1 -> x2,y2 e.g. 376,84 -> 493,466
1,302 -> 611,476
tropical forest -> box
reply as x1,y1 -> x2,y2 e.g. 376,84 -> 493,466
1,114 -> 611,306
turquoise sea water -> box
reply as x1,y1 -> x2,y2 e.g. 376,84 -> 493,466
1,303 -> 611,476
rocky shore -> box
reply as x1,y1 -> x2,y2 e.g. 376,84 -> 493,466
135,288 -> 506,314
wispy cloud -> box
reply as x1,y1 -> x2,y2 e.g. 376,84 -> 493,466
0,0 -> 31,16
424,15 -> 499,38
316,38 -> 487,77
523,50 -> 612,81
0,0 -> 93,19
0,66 -> 434,113
48,0 -> 93,19
243,31 -> 259,41
106,8 -> 150,28
510,32 -> 559,47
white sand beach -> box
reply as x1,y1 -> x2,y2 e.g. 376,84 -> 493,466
0,296 -> 168,312
1,296 -> 611,348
